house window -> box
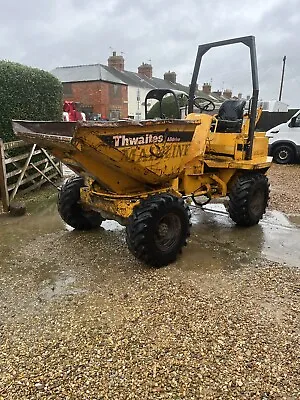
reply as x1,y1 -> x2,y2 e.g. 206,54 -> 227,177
63,83 -> 73,96
110,84 -> 121,98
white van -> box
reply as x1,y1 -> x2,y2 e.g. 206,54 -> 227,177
266,110 -> 300,164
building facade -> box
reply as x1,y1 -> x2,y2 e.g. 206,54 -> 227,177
52,60 -> 128,120
51,52 -> 241,121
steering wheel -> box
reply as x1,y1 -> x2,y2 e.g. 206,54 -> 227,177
193,97 -> 215,113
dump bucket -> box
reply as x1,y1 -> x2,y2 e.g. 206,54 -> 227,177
12,119 -> 198,193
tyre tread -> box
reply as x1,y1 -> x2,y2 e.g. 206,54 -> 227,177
126,194 -> 191,267
228,173 -> 270,226
58,176 -> 103,230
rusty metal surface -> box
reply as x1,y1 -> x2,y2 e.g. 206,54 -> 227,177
11,120 -> 199,191
11,119 -> 272,218
79,119 -> 198,128
12,120 -> 76,137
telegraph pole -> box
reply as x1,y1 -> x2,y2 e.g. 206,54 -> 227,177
278,55 -> 286,101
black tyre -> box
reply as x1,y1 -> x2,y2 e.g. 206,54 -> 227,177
273,144 -> 294,164
228,173 -> 269,227
58,176 -> 104,230
126,194 -> 191,267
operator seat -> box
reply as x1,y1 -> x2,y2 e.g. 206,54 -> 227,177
216,99 -> 246,133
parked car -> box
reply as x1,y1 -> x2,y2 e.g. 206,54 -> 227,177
266,109 -> 300,164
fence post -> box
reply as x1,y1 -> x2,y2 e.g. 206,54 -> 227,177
0,139 -> 9,211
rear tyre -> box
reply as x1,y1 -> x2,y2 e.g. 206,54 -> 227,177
126,194 -> 191,267
228,173 -> 269,227
58,176 -> 104,230
273,144 -> 294,164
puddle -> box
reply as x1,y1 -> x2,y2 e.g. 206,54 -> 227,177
185,204 -> 300,269
38,275 -> 86,301
100,219 -> 124,232
1,195 -> 300,314
1,199 -> 300,274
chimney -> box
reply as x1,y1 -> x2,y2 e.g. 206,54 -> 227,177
164,71 -> 176,83
202,82 -> 211,95
108,51 -> 125,71
223,89 -> 232,99
138,62 -> 152,78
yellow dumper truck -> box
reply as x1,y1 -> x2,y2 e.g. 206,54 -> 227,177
12,36 -> 272,267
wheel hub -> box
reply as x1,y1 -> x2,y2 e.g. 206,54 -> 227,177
278,149 -> 288,160
155,213 -> 181,252
158,222 -> 169,237
250,189 -> 265,215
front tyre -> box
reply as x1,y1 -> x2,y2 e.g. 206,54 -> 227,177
273,144 -> 295,164
58,176 -> 104,230
228,173 -> 270,227
126,194 -> 191,267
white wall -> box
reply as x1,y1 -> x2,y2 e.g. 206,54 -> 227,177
128,86 -> 156,120
258,100 -> 289,112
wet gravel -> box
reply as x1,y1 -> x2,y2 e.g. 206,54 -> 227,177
0,260 -> 300,399
0,166 -> 300,399
1,261 -> 299,400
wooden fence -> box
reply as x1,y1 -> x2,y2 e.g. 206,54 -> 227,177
0,139 -> 62,212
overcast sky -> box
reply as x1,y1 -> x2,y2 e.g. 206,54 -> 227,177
1,0 -> 299,106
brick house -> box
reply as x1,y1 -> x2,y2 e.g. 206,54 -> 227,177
52,53 -> 237,121
51,56 -> 128,120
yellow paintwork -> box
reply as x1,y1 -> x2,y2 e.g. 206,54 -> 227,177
12,112 -> 272,222
77,112 -> 271,220
80,186 -> 177,222
72,121 -> 198,192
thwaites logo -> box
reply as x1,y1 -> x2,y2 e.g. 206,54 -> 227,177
101,131 -> 194,147
113,134 -> 164,147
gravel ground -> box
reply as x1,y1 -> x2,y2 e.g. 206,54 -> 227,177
0,165 -> 300,399
267,163 -> 300,214
1,263 -> 299,400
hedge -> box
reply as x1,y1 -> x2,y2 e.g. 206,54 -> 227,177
147,95 -> 188,119
0,61 -> 63,143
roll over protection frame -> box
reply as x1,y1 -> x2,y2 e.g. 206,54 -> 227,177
188,36 -> 259,160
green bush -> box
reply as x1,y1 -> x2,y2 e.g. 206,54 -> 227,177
147,95 -> 188,119
0,61 -> 62,143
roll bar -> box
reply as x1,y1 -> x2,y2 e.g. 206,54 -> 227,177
188,36 -> 259,160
